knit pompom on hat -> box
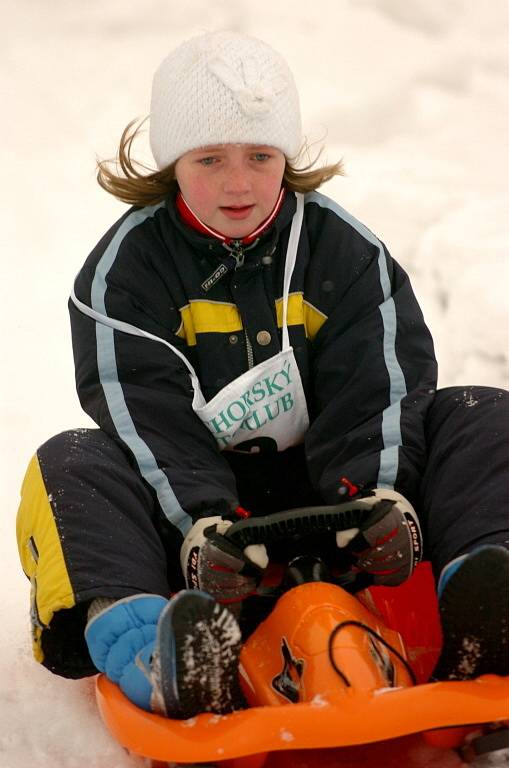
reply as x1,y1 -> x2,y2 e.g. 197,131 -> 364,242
149,31 -> 302,169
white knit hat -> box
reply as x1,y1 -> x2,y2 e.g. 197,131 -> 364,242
149,31 -> 302,168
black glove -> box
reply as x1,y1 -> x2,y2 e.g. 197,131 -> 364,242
337,489 -> 423,587
180,516 -> 268,603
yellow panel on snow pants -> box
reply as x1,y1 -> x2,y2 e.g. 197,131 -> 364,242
16,454 -> 75,664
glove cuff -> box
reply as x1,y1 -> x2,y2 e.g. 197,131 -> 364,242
373,488 -> 422,559
372,488 -> 413,506
180,516 -> 229,588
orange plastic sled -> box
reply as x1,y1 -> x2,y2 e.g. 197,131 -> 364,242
96,563 -> 509,767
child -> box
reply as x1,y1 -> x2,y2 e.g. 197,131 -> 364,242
17,30 -> 509,719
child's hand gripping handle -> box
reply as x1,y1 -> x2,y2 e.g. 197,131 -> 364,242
180,516 -> 268,603
224,491 -> 423,589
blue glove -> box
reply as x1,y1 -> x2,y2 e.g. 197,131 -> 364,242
85,594 -> 167,711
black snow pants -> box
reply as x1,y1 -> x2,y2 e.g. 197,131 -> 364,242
16,386 -> 509,678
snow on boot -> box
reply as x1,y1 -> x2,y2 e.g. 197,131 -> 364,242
432,545 -> 509,681
151,589 -> 244,719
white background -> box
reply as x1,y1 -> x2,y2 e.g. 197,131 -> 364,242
1,1 -> 508,765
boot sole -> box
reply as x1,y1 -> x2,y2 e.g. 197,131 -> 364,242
432,546 -> 509,680
155,590 -> 242,719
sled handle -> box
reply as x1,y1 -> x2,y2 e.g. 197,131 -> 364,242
224,501 -> 374,549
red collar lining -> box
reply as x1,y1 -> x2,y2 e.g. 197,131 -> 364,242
176,189 -> 285,245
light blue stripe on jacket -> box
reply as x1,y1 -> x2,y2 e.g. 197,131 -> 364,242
305,191 -> 407,489
85,203 -> 192,535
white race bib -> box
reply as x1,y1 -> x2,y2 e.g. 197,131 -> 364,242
193,346 -> 309,452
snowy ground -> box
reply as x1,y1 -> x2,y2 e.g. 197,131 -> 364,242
1,1 -> 508,765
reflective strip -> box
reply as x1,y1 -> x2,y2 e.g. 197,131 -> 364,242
74,203 -> 192,535
70,289 -> 196,378
306,191 -> 406,488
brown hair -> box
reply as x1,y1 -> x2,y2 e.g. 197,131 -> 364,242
97,118 -> 344,207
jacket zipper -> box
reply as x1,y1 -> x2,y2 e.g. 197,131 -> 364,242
245,331 -> 254,369
224,239 -> 246,269
223,240 -> 256,369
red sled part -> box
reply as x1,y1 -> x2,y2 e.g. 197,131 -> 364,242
96,563 -> 509,767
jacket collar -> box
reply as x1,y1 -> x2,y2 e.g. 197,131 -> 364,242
166,189 -> 297,259
176,189 -> 286,246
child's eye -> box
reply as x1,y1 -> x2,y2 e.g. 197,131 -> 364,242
253,152 -> 270,162
198,157 -> 217,166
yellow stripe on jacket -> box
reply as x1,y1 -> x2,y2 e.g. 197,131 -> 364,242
176,294 -> 327,346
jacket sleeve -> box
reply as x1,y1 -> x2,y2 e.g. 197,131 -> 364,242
304,219 -> 437,508
69,212 -> 238,536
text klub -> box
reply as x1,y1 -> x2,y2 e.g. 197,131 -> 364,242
206,363 -> 294,447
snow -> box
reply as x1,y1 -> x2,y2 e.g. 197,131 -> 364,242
310,693 -> 329,708
457,636 -> 482,679
1,1 -> 508,765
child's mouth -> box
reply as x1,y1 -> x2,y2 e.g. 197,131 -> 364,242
220,205 -> 255,220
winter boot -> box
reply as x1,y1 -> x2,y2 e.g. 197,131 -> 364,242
151,589 -> 244,719
432,545 -> 509,681
85,590 -> 243,719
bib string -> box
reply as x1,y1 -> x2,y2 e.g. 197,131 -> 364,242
281,193 -> 304,351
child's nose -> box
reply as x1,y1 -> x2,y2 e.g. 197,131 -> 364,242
223,165 -> 252,195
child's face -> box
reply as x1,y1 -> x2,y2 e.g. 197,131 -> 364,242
175,144 -> 286,238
